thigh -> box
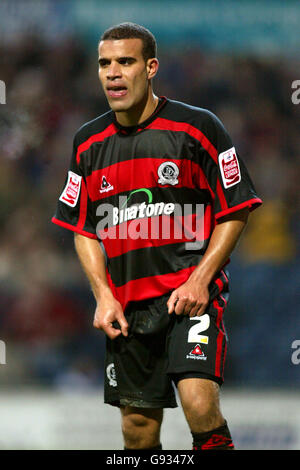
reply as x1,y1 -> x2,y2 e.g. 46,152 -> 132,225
104,299 -> 177,409
166,294 -> 228,385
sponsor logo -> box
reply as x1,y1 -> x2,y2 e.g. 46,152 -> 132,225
106,363 -> 117,387
186,344 -> 207,361
112,201 -> 175,225
218,147 -> 241,189
157,161 -> 179,186
103,188 -> 175,226
59,171 -> 82,207
99,175 -> 114,193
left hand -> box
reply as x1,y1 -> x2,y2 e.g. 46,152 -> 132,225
167,278 -> 209,317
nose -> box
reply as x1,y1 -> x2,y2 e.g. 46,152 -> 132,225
106,61 -> 122,80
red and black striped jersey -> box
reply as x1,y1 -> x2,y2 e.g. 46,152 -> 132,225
52,97 -> 262,311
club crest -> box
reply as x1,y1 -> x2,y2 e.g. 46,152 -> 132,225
157,161 -> 179,186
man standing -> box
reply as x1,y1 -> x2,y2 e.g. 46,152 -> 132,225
52,22 -> 262,450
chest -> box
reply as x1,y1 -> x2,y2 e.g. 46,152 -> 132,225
83,129 -> 198,201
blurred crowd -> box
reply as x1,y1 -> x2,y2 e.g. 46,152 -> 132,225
0,33 -> 299,389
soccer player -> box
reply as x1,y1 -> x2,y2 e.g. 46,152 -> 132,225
52,23 -> 262,450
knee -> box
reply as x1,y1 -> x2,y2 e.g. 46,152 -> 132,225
122,412 -> 152,434
184,396 -> 224,433
178,379 -> 223,432
121,407 -> 163,449
184,394 -> 216,419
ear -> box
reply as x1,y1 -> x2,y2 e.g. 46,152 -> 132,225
147,58 -> 159,80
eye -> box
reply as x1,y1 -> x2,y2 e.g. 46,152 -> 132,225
98,59 -> 110,68
119,57 -> 135,65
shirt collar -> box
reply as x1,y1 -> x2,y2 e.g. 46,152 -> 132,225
112,96 -> 168,135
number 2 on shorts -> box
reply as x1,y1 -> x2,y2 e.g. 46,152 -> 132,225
187,314 -> 210,344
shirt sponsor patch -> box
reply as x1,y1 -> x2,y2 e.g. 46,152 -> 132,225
218,147 -> 241,189
59,171 -> 82,207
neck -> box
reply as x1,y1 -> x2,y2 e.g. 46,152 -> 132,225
115,90 -> 159,127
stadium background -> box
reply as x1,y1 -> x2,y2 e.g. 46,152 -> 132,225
0,0 -> 299,450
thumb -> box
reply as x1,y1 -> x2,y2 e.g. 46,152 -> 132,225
117,313 -> 129,337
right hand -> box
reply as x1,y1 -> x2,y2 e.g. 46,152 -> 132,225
93,295 -> 128,340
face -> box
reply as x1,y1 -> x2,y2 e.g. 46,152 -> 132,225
98,38 -> 158,113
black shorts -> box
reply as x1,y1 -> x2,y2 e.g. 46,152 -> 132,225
104,290 -> 228,409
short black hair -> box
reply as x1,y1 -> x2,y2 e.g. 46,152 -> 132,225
100,22 -> 157,62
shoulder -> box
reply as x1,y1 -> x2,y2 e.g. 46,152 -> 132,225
164,99 -> 223,126
162,98 -> 230,141
73,109 -> 114,147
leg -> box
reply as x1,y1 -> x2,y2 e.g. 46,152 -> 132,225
177,378 -> 234,449
178,378 -> 223,432
120,406 -> 163,449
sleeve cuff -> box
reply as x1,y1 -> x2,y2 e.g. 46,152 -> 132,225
51,217 -> 98,239
215,197 -> 262,221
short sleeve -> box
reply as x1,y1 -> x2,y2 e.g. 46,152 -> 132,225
195,111 -> 262,221
52,135 -> 98,239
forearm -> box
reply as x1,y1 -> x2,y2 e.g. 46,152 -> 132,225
74,233 -> 113,302
190,208 -> 249,285
74,233 -> 128,338
167,208 -> 249,316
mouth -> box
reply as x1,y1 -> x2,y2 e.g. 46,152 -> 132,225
106,85 -> 128,98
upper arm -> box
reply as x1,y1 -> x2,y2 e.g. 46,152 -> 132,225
194,111 -> 262,221
52,134 -> 97,239
216,207 -> 250,225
